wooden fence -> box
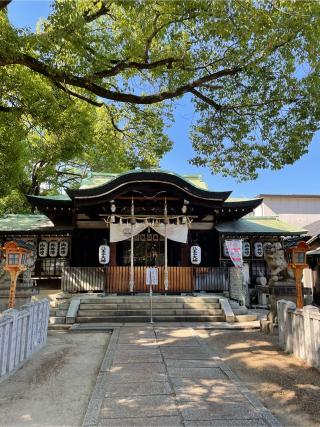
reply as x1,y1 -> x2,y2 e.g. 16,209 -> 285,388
0,299 -> 49,381
61,266 -> 230,294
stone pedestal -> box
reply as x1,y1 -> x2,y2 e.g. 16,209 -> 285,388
0,274 -> 35,312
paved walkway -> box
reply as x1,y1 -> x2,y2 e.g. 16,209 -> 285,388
82,325 -> 281,427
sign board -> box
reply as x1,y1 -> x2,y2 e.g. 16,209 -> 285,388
146,267 -> 158,286
99,245 -> 110,265
225,240 -> 243,268
190,245 -> 201,265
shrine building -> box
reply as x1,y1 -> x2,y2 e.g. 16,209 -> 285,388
0,169 -> 306,296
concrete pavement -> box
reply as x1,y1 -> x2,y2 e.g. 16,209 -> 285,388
83,325 -> 281,427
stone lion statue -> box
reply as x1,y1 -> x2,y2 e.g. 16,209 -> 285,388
263,242 -> 294,285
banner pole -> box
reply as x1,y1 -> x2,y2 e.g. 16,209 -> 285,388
164,199 -> 168,295
129,198 -> 135,293
150,284 -> 153,324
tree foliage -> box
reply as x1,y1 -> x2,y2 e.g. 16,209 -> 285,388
0,0 -> 319,213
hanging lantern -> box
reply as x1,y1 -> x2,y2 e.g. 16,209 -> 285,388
190,245 -> 201,265
99,244 -> 110,265
254,242 -> 263,258
49,241 -> 59,257
59,240 -> 69,257
38,241 -> 48,257
242,241 -> 251,257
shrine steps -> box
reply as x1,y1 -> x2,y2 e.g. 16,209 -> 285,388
75,296 -> 226,323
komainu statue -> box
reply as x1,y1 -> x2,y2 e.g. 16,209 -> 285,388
263,242 -> 294,285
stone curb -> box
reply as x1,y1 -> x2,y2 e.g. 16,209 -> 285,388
82,327 -> 120,426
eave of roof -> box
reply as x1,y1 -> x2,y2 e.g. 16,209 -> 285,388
26,194 -> 73,207
0,214 -> 55,233
215,216 -> 307,236
223,197 -> 263,209
257,194 -> 320,199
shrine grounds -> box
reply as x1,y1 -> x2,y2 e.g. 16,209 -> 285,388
0,327 -> 319,426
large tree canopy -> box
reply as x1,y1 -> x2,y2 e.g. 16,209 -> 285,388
0,0 -> 320,200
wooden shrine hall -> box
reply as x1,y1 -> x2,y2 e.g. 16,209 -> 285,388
0,169 -> 306,295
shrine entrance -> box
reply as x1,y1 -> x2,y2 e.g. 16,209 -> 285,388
121,230 -> 165,267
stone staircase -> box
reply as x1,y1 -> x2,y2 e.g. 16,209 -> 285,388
75,296 -> 225,323
229,299 -> 258,322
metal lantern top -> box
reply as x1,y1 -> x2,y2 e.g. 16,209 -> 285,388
287,241 -> 309,268
1,240 -> 33,272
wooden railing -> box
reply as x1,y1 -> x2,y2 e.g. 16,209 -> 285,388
61,266 -> 230,294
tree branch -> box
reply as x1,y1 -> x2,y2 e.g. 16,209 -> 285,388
190,88 -> 223,111
0,0 -> 12,11
92,57 -> 178,78
83,0 -> 112,23
0,52 -> 242,104
0,104 -> 21,112
53,81 -> 104,107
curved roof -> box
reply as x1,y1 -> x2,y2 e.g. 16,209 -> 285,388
67,169 -> 231,202
79,170 -> 209,190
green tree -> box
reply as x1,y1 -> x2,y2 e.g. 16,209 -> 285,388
0,0 -> 320,191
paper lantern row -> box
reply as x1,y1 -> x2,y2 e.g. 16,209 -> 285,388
223,241 -> 264,258
38,241 -> 69,258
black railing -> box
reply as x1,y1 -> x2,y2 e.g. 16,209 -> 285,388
36,258 -> 70,277
193,267 -> 230,293
61,266 -> 230,294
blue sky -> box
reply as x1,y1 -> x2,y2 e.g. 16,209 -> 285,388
7,0 -> 319,197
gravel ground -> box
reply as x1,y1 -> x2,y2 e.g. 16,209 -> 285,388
0,330 -> 110,427
198,329 -> 320,427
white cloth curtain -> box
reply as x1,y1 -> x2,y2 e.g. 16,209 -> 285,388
110,223 -> 147,242
152,223 -> 188,243
110,222 -> 188,243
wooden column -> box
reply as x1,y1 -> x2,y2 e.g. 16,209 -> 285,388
109,242 -> 117,266
181,243 -> 189,266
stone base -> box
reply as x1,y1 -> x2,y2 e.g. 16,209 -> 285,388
0,282 -> 35,311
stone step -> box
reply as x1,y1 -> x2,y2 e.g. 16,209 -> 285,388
75,315 -> 225,323
49,316 -> 66,325
77,308 -> 224,317
55,309 -> 68,317
79,296 -> 220,304
235,314 -> 258,322
233,307 -> 248,315
78,302 -> 221,310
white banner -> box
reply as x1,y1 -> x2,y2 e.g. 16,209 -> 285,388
226,240 -> 243,268
146,267 -> 159,286
152,223 -> 188,243
110,223 -> 147,242
110,222 -> 188,244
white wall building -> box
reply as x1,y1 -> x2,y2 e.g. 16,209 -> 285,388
253,194 -> 320,236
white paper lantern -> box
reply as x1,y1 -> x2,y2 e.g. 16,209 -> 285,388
242,241 -> 251,257
59,240 -> 69,257
38,241 -> 48,257
254,242 -> 263,257
49,241 -> 59,257
190,245 -> 201,265
99,245 -> 110,264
